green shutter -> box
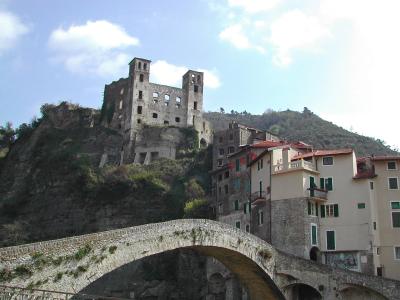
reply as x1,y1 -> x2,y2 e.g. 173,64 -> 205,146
234,200 -> 239,211
326,231 -> 335,250
308,201 -> 312,215
334,204 -> 339,217
320,178 -> 325,189
391,202 -> 400,209
321,205 -> 325,218
311,225 -> 317,245
326,178 -> 333,191
236,159 -> 240,171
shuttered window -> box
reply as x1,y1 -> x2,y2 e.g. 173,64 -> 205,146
326,230 -> 336,250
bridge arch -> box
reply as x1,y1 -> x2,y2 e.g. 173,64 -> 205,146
0,220 -> 284,300
283,283 -> 322,300
339,284 -> 388,300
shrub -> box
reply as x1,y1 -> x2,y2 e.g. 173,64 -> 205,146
183,199 -> 209,218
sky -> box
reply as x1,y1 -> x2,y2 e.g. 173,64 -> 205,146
1,0 -> 400,149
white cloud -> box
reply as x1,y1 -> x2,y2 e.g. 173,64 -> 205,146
0,10 -> 29,54
219,24 -> 251,49
48,20 -> 139,77
151,60 -> 221,89
228,0 -> 281,14
269,10 -> 330,66
219,24 -> 265,53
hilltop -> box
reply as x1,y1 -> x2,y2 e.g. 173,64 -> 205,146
204,108 -> 397,157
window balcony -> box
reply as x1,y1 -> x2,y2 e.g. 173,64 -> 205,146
308,187 -> 328,201
273,159 -> 317,174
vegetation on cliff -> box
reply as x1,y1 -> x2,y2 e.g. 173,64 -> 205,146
204,108 -> 398,157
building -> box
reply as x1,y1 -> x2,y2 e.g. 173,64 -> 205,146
101,57 -> 212,164
211,124 -> 400,281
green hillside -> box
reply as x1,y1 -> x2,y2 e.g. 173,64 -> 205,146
204,108 -> 397,157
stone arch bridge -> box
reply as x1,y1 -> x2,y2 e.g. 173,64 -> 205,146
0,219 -> 399,299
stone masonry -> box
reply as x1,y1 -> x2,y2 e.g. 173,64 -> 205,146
0,219 -> 399,300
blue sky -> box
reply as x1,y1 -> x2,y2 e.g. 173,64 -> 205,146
1,0 -> 400,149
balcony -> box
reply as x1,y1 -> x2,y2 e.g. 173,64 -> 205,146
308,188 -> 328,201
250,191 -> 268,206
272,159 -> 317,174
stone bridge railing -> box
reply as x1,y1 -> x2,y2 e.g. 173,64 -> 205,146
0,219 -> 399,300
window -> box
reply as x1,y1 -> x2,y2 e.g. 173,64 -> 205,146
377,267 -> 383,277
219,137 -> 223,143
321,204 -> 339,218
244,202 -> 250,214
235,159 -> 240,172
388,161 -> 397,170
120,88 -> 124,95
235,221 -> 241,229
164,120 -> 169,125
153,92 -> 159,98
194,101 -> 198,110
164,94 -> 170,101
218,186 -> 221,195
311,224 -> 317,246
320,177 -> 333,191
308,201 -> 317,216
228,146 -> 235,154
175,117 -> 180,123
370,181 -> 374,190
395,247 -> 400,260
152,113 -> 158,119
392,202 -> 400,228
258,159 -> 264,171
219,148 -> 225,156
358,203 -> 366,209
373,222 -> 377,230
218,174 -> 222,182
234,200 -> 239,211
224,185 -> 228,194
138,61 -> 141,69
233,178 -> 240,191
245,224 -> 250,232
257,210 -> 264,225
391,202 -> 400,209
388,177 -> 399,189
217,159 -> 223,167
194,85 -> 199,92
218,203 -> 222,214
323,156 -> 334,165
139,74 -> 144,82
119,100 -> 123,110
326,230 -> 336,250
377,247 -> 380,255
137,106 -> 142,114
224,171 -> 229,179
229,134 -> 233,140
143,63 -> 147,70
176,97 -> 181,108
138,90 -> 143,100
137,119 -> 141,124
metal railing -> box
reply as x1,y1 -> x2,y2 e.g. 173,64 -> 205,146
0,285 -> 131,300
308,188 -> 328,200
250,191 -> 267,201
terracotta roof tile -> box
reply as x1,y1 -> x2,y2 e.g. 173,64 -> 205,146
292,149 -> 353,160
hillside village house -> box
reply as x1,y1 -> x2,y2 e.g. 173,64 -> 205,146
211,123 -> 400,281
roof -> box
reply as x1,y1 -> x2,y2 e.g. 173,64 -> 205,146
370,156 -> 400,161
251,140 -> 286,148
292,149 -> 353,160
248,149 -> 269,167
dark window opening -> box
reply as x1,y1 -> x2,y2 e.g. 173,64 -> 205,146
137,119 -> 141,124
194,85 -> 199,92
138,62 -> 142,69
138,91 -> 143,100
150,152 -> 159,162
194,101 -> 198,110
143,63 -> 147,70
137,106 -> 142,114
388,161 -> 397,170
164,120 -> 169,125
139,74 -> 144,82
229,134 -> 233,140
218,174 -> 222,182
175,117 -> 180,123
224,171 -> 229,178
152,113 -> 158,119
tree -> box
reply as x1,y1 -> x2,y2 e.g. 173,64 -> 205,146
0,122 -> 15,148
220,107 -> 225,114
